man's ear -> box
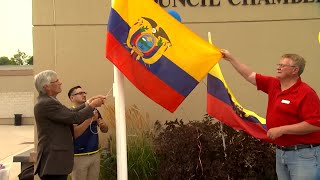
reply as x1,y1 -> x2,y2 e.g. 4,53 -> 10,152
293,67 -> 299,75
43,84 -> 49,92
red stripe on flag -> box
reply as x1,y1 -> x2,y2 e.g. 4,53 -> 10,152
106,32 -> 184,112
207,93 -> 271,142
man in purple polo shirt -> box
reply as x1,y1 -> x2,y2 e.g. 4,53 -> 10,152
221,49 -> 320,180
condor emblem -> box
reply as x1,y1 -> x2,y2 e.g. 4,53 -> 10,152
126,17 -> 171,65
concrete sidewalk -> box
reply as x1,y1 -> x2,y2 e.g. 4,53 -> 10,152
0,125 -> 34,180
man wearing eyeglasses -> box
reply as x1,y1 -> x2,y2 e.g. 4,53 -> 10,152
34,70 -> 106,180
68,86 -> 108,180
221,50 -> 320,180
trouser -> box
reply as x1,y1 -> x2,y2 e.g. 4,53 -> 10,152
71,152 -> 100,180
276,145 -> 320,180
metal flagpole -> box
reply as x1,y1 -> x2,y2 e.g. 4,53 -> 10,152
113,65 -> 128,180
207,32 -> 227,153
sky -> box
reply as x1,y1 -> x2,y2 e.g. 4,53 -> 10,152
0,0 -> 33,58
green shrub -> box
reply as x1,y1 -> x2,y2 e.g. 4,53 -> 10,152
100,133 -> 158,180
127,133 -> 159,179
100,105 -> 158,180
100,149 -> 117,180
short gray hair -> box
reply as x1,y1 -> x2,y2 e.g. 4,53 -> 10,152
281,54 -> 306,76
34,70 -> 58,94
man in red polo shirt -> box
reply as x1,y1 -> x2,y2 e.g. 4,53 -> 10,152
221,49 -> 320,180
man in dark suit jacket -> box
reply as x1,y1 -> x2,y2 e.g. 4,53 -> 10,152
33,70 -> 106,180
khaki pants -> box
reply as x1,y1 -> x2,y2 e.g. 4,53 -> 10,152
71,152 -> 100,180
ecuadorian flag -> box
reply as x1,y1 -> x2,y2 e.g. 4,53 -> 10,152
106,0 -> 222,112
207,63 -> 270,142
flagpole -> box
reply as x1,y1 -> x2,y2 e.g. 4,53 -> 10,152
207,32 -> 227,153
113,65 -> 128,180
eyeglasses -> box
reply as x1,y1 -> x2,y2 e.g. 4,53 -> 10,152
72,91 -> 87,96
276,64 -> 296,68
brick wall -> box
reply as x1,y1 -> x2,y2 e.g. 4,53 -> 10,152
0,66 -> 34,124
0,92 -> 34,118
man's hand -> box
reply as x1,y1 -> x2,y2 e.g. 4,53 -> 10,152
221,49 -> 235,61
87,95 -> 106,104
98,118 -> 108,133
88,96 -> 106,108
93,109 -> 99,119
267,127 -> 284,140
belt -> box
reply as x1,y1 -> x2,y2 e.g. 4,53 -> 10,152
276,144 -> 320,151
74,148 -> 101,156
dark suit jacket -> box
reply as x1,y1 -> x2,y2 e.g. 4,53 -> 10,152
34,94 -> 94,177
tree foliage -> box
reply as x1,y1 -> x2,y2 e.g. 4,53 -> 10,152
0,56 -> 16,65
0,50 -> 33,65
26,56 -> 33,65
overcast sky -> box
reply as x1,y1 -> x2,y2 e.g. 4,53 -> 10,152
0,0 -> 32,57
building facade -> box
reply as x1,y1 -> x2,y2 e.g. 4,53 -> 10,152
32,0 -> 320,122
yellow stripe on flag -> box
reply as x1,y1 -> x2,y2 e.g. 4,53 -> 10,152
111,0 -> 222,81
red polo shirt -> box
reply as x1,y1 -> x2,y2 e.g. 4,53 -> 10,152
256,74 -> 320,146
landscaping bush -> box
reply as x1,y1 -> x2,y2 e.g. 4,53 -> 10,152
100,104 -> 276,179
153,115 -> 277,180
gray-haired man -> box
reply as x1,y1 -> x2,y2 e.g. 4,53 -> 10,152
34,70 -> 106,180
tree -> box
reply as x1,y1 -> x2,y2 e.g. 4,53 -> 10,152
10,50 -> 29,65
0,56 -> 17,65
26,56 -> 33,65
0,50 -> 33,66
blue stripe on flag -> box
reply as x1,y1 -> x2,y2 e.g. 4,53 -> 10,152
207,73 -> 232,106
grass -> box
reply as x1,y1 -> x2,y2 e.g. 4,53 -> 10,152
99,104 -> 159,180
